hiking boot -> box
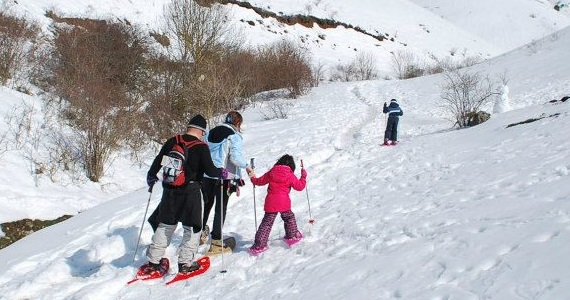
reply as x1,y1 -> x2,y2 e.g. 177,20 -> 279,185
208,239 -> 233,255
248,245 -> 268,256
178,261 -> 200,273
158,257 -> 169,275
199,225 -> 210,245
140,263 -> 158,275
284,232 -> 303,247
143,257 -> 169,275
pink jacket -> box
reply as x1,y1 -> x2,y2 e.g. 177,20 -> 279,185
251,165 -> 307,213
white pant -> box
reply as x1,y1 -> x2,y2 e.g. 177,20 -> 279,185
146,223 -> 200,265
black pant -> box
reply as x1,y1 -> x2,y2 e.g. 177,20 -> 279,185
201,178 -> 233,240
147,182 -> 203,233
384,116 -> 399,141
148,205 -> 160,232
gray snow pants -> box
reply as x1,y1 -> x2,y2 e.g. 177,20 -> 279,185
147,223 -> 200,265
146,183 -> 204,265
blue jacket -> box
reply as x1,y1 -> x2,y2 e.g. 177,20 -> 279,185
383,102 -> 403,117
204,123 -> 248,179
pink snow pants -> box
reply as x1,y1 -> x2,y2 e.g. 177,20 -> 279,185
251,210 -> 299,250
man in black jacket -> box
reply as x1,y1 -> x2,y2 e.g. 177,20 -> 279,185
142,114 -> 226,275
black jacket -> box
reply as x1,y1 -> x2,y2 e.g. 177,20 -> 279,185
383,102 -> 403,117
148,134 -> 222,188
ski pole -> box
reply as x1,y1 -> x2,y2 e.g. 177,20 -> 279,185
300,160 -> 315,224
133,185 -> 153,263
219,178 -> 227,273
251,158 -> 258,230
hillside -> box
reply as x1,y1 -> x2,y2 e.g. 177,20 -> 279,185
7,0 -> 570,75
0,0 -> 570,299
0,5 -> 569,299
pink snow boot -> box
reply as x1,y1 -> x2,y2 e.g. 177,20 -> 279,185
248,246 -> 268,256
284,232 -> 303,247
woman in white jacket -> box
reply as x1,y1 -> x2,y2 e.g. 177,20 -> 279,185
201,111 -> 250,254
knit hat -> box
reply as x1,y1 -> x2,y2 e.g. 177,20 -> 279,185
390,99 -> 398,103
187,114 -> 207,131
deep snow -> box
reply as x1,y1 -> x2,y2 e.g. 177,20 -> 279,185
1,1 -> 570,299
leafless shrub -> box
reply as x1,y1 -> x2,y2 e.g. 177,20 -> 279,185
440,69 -> 501,128
1,96 -> 89,184
331,62 -> 356,82
0,8 -> 41,85
311,61 -> 326,86
0,130 -> 7,158
224,49 -> 263,99
390,50 -> 425,79
331,52 -> 378,82
261,100 -> 294,120
525,39 -> 542,54
49,19 -> 152,181
1,100 -> 49,185
425,54 -> 483,75
256,39 -> 313,97
3,102 -> 35,151
353,52 -> 378,80
190,59 -> 246,122
142,53 -> 194,142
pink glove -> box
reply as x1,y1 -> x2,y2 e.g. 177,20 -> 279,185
301,168 -> 307,178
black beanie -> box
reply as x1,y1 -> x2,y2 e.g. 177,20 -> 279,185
187,114 -> 207,131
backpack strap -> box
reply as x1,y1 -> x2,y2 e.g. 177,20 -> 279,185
176,134 -> 205,149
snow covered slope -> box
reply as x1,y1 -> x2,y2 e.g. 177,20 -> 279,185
7,0 -> 570,74
0,10 -> 569,299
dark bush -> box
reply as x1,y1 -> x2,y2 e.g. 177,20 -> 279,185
0,9 -> 40,84
49,19 -> 153,181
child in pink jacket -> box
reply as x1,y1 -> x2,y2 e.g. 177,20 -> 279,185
247,154 -> 307,255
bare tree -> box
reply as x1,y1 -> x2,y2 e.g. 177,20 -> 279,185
155,0 -> 247,126
163,0 -> 241,69
440,69 -> 500,128
155,1 -> 312,127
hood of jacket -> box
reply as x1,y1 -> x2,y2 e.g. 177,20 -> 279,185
267,165 -> 293,184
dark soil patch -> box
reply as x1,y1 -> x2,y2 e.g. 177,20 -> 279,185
1,215 -> 73,249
